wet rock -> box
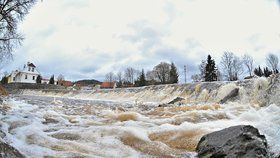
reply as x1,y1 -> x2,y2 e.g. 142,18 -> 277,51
168,97 -> 185,105
158,97 -> 185,107
51,133 -> 81,140
0,141 -> 25,158
0,130 -> 6,138
158,103 -> 169,107
244,76 -> 254,80
42,118 -> 59,124
8,121 -> 29,133
196,125 -> 269,158
219,88 -> 239,104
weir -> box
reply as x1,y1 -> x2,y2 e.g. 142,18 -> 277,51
15,75 -> 280,106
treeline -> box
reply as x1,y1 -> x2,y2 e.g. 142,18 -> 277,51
104,52 -> 279,87
104,62 -> 179,87
191,52 -> 279,82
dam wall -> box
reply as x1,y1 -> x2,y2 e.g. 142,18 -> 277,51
10,75 -> 280,106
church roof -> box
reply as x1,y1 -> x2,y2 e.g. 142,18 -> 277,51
27,63 -> 36,67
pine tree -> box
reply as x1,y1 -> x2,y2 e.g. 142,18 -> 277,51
169,62 -> 179,83
204,55 -> 218,82
263,67 -> 272,77
36,75 -> 42,84
1,76 -> 8,84
254,66 -> 263,77
49,75 -> 55,84
138,69 -> 146,87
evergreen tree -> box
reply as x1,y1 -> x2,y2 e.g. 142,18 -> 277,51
254,66 -> 263,77
263,67 -> 272,77
137,69 -> 146,87
204,55 -> 218,82
49,75 -> 55,84
1,76 -> 8,84
36,75 -> 42,84
169,62 -> 179,83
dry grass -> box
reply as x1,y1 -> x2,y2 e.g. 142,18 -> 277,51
195,84 -> 201,94
0,85 -> 8,96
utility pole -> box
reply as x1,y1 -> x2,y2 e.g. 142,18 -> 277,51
184,65 -> 187,84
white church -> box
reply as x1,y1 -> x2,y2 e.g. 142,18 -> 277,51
8,62 -> 41,84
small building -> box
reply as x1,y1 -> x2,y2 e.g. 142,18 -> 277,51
100,82 -> 116,89
42,78 -> 50,84
58,80 -> 73,87
41,78 -> 58,85
8,62 -> 40,84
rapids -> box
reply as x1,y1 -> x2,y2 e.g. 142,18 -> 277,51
0,76 -> 280,158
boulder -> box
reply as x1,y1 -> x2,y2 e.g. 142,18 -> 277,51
196,125 -> 269,158
219,88 -> 239,104
168,97 -> 185,105
42,118 -> 59,124
158,103 -> 169,107
0,141 -> 25,158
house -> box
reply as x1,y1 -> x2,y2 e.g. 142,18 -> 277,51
58,80 -> 73,87
8,62 -> 40,84
41,78 -> 58,85
42,78 -> 50,84
100,82 -> 117,89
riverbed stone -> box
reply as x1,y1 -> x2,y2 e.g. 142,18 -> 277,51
219,88 -> 239,104
0,141 -> 25,158
196,125 -> 269,158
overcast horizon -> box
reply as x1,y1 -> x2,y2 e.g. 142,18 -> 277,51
3,0 -> 280,82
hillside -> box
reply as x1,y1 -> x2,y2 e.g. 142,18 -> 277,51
74,79 -> 101,86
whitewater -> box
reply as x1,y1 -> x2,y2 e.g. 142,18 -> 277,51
0,76 -> 280,158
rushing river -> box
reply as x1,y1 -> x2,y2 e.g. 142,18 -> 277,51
1,77 -> 280,158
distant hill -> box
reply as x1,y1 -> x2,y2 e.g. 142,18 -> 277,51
74,79 -> 102,86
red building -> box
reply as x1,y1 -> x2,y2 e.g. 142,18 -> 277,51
100,82 -> 116,89
58,80 -> 73,87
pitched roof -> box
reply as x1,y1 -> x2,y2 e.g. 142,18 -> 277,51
28,63 -> 36,67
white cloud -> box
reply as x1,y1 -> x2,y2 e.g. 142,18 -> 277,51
4,0 -> 280,82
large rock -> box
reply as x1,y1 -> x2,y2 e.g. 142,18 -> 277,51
168,97 -> 185,105
219,88 -> 239,104
0,141 -> 25,158
196,125 -> 269,158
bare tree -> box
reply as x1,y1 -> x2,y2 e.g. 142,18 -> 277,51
191,60 -> 206,82
242,54 -> 254,77
0,0 -> 37,66
266,53 -> 279,73
116,71 -> 123,87
191,74 -> 201,82
220,52 -> 243,81
146,70 -> 156,81
124,67 -> 138,84
105,72 -> 116,82
153,62 -> 171,84
57,74 -> 65,82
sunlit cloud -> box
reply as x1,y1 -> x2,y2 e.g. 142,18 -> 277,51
4,0 -> 280,82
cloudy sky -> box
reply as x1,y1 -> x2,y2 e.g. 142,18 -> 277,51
4,0 -> 280,82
